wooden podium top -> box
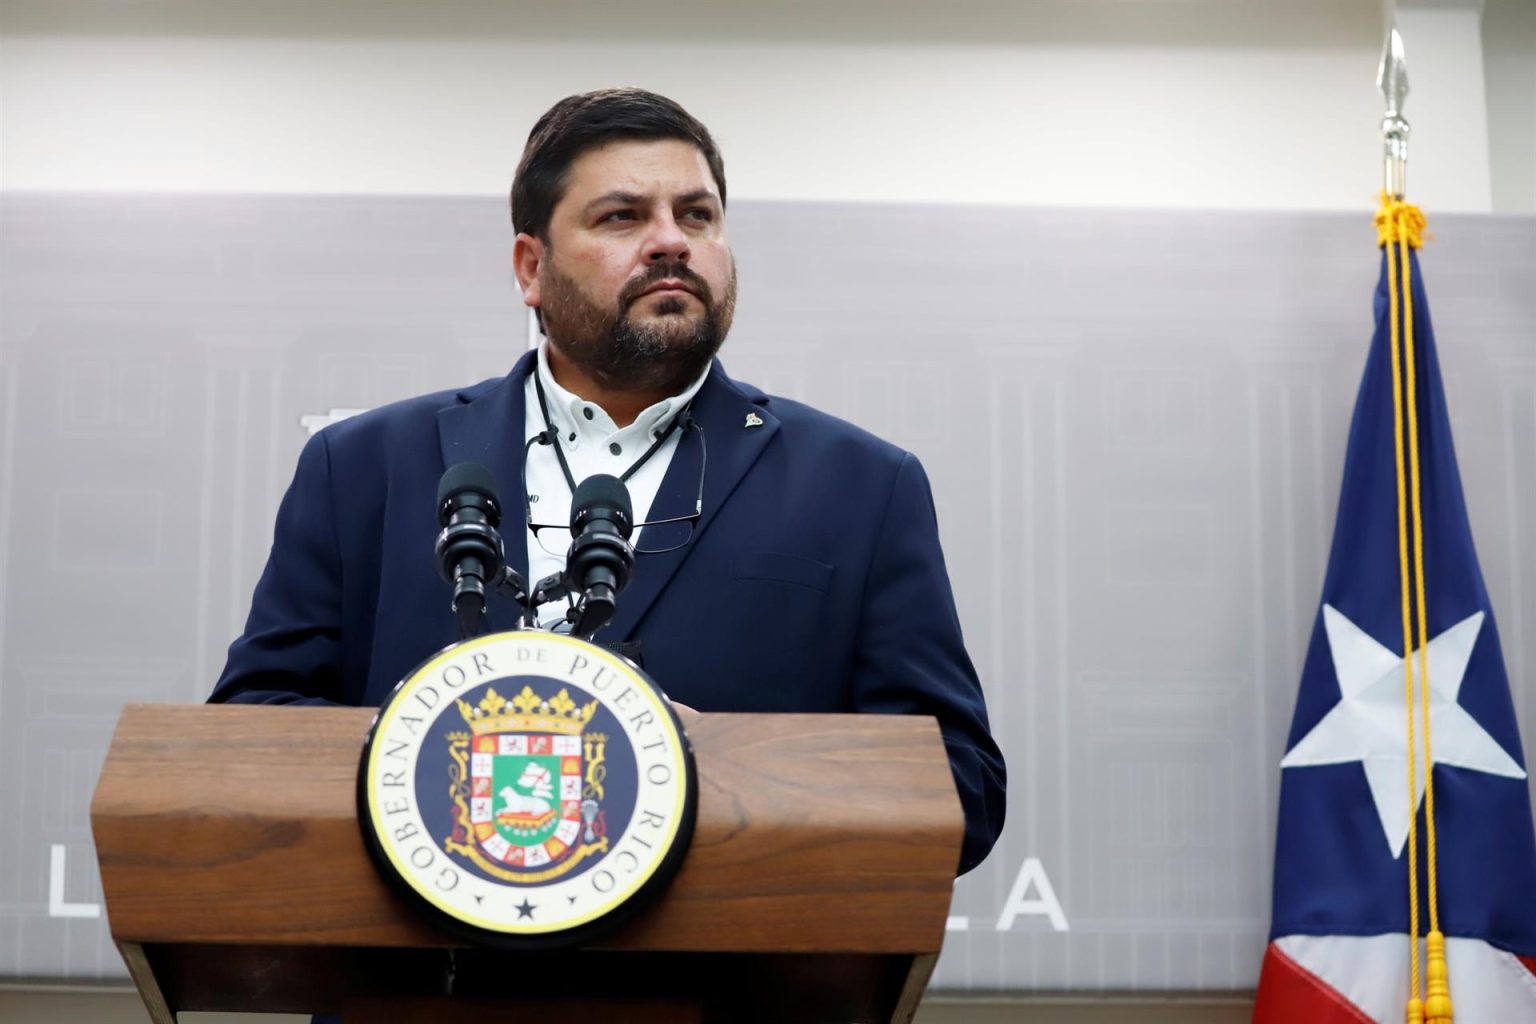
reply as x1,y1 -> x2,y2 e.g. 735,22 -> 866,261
92,705 -> 963,1021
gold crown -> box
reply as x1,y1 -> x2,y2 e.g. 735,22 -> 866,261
456,685 -> 596,737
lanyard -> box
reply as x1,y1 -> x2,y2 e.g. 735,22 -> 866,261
531,372 -> 687,493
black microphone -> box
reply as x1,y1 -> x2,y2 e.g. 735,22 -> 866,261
435,463 -> 505,641
565,474 -> 636,640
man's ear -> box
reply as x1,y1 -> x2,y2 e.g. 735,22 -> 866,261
513,233 -> 544,309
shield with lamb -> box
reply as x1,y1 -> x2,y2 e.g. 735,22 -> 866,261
461,685 -> 593,875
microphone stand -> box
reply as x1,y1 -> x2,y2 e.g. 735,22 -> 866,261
493,569 -> 536,631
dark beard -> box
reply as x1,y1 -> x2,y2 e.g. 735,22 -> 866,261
538,257 -> 737,397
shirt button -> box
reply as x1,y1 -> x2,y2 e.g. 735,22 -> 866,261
568,432 -> 576,442
583,408 -> 594,420
609,443 -> 622,456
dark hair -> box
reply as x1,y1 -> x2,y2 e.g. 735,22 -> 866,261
510,88 -> 727,241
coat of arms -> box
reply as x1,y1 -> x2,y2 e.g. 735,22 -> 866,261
359,631 -> 694,942
445,684 -> 609,882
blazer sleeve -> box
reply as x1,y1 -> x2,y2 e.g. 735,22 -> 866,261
208,430 -> 348,707
851,451 -> 1007,874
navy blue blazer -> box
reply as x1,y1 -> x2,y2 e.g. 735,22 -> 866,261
211,351 -> 1006,873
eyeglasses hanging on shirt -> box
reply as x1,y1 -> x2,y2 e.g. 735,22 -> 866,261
523,374 -> 708,558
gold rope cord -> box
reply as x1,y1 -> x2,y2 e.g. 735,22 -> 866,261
1380,201 -> 1423,1024
1375,195 -> 1451,1024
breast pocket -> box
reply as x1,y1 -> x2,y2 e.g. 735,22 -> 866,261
734,551 -> 834,593
722,551 -> 840,709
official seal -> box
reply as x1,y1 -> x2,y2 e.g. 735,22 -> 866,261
358,630 -> 696,946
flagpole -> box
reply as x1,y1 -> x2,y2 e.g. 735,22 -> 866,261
1379,26 -> 1409,201
1377,24 -> 1455,1024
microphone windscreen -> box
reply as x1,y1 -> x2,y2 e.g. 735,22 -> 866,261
438,462 -> 500,509
570,473 -> 633,537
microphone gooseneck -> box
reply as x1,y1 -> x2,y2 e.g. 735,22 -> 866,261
435,462 -> 506,641
565,473 -> 636,641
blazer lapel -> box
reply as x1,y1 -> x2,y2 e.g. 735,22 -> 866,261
434,352 -> 776,641
436,350 -> 537,594
604,361 -> 779,641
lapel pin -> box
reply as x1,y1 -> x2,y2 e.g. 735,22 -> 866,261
744,412 -> 764,429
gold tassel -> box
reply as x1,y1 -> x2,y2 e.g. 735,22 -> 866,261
1424,931 -> 1454,1023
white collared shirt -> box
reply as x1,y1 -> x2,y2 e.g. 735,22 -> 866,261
522,341 -> 709,622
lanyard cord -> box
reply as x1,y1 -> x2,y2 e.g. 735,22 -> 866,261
532,372 -> 687,493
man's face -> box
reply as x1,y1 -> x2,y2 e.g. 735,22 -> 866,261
514,138 -> 737,396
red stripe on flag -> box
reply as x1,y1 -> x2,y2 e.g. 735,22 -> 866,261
1519,954 -> 1536,979
1253,943 -> 1374,1024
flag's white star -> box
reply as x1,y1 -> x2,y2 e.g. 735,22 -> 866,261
1280,604 -> 1526,858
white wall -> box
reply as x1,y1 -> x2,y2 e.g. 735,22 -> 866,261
1483,0 -> 1536,212
1393,4 -> 1492,210
0,0 -> 1523,212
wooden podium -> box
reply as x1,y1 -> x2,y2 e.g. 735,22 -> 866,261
92,704 -> 964,1023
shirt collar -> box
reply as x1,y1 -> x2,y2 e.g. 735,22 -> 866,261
534,339 -> 710,443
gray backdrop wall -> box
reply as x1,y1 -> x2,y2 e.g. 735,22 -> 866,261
0,196 -> 1532,996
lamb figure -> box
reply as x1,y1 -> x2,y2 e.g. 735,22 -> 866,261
498,761 -> 554,818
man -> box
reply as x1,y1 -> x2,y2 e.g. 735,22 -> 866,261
212,88 -> 1005,874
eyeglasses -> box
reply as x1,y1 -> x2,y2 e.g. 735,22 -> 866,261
522,415 -> 707,559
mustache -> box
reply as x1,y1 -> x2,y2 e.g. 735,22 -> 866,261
619,261 -> 713,306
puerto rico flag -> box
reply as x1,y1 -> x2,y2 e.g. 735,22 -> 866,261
1254,232 -> 1536,1022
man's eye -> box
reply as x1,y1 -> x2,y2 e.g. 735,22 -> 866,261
683,208 -> 714,222
599,210 -> 637,223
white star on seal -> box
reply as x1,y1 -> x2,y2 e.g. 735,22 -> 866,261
1280,604 -> 1526,858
